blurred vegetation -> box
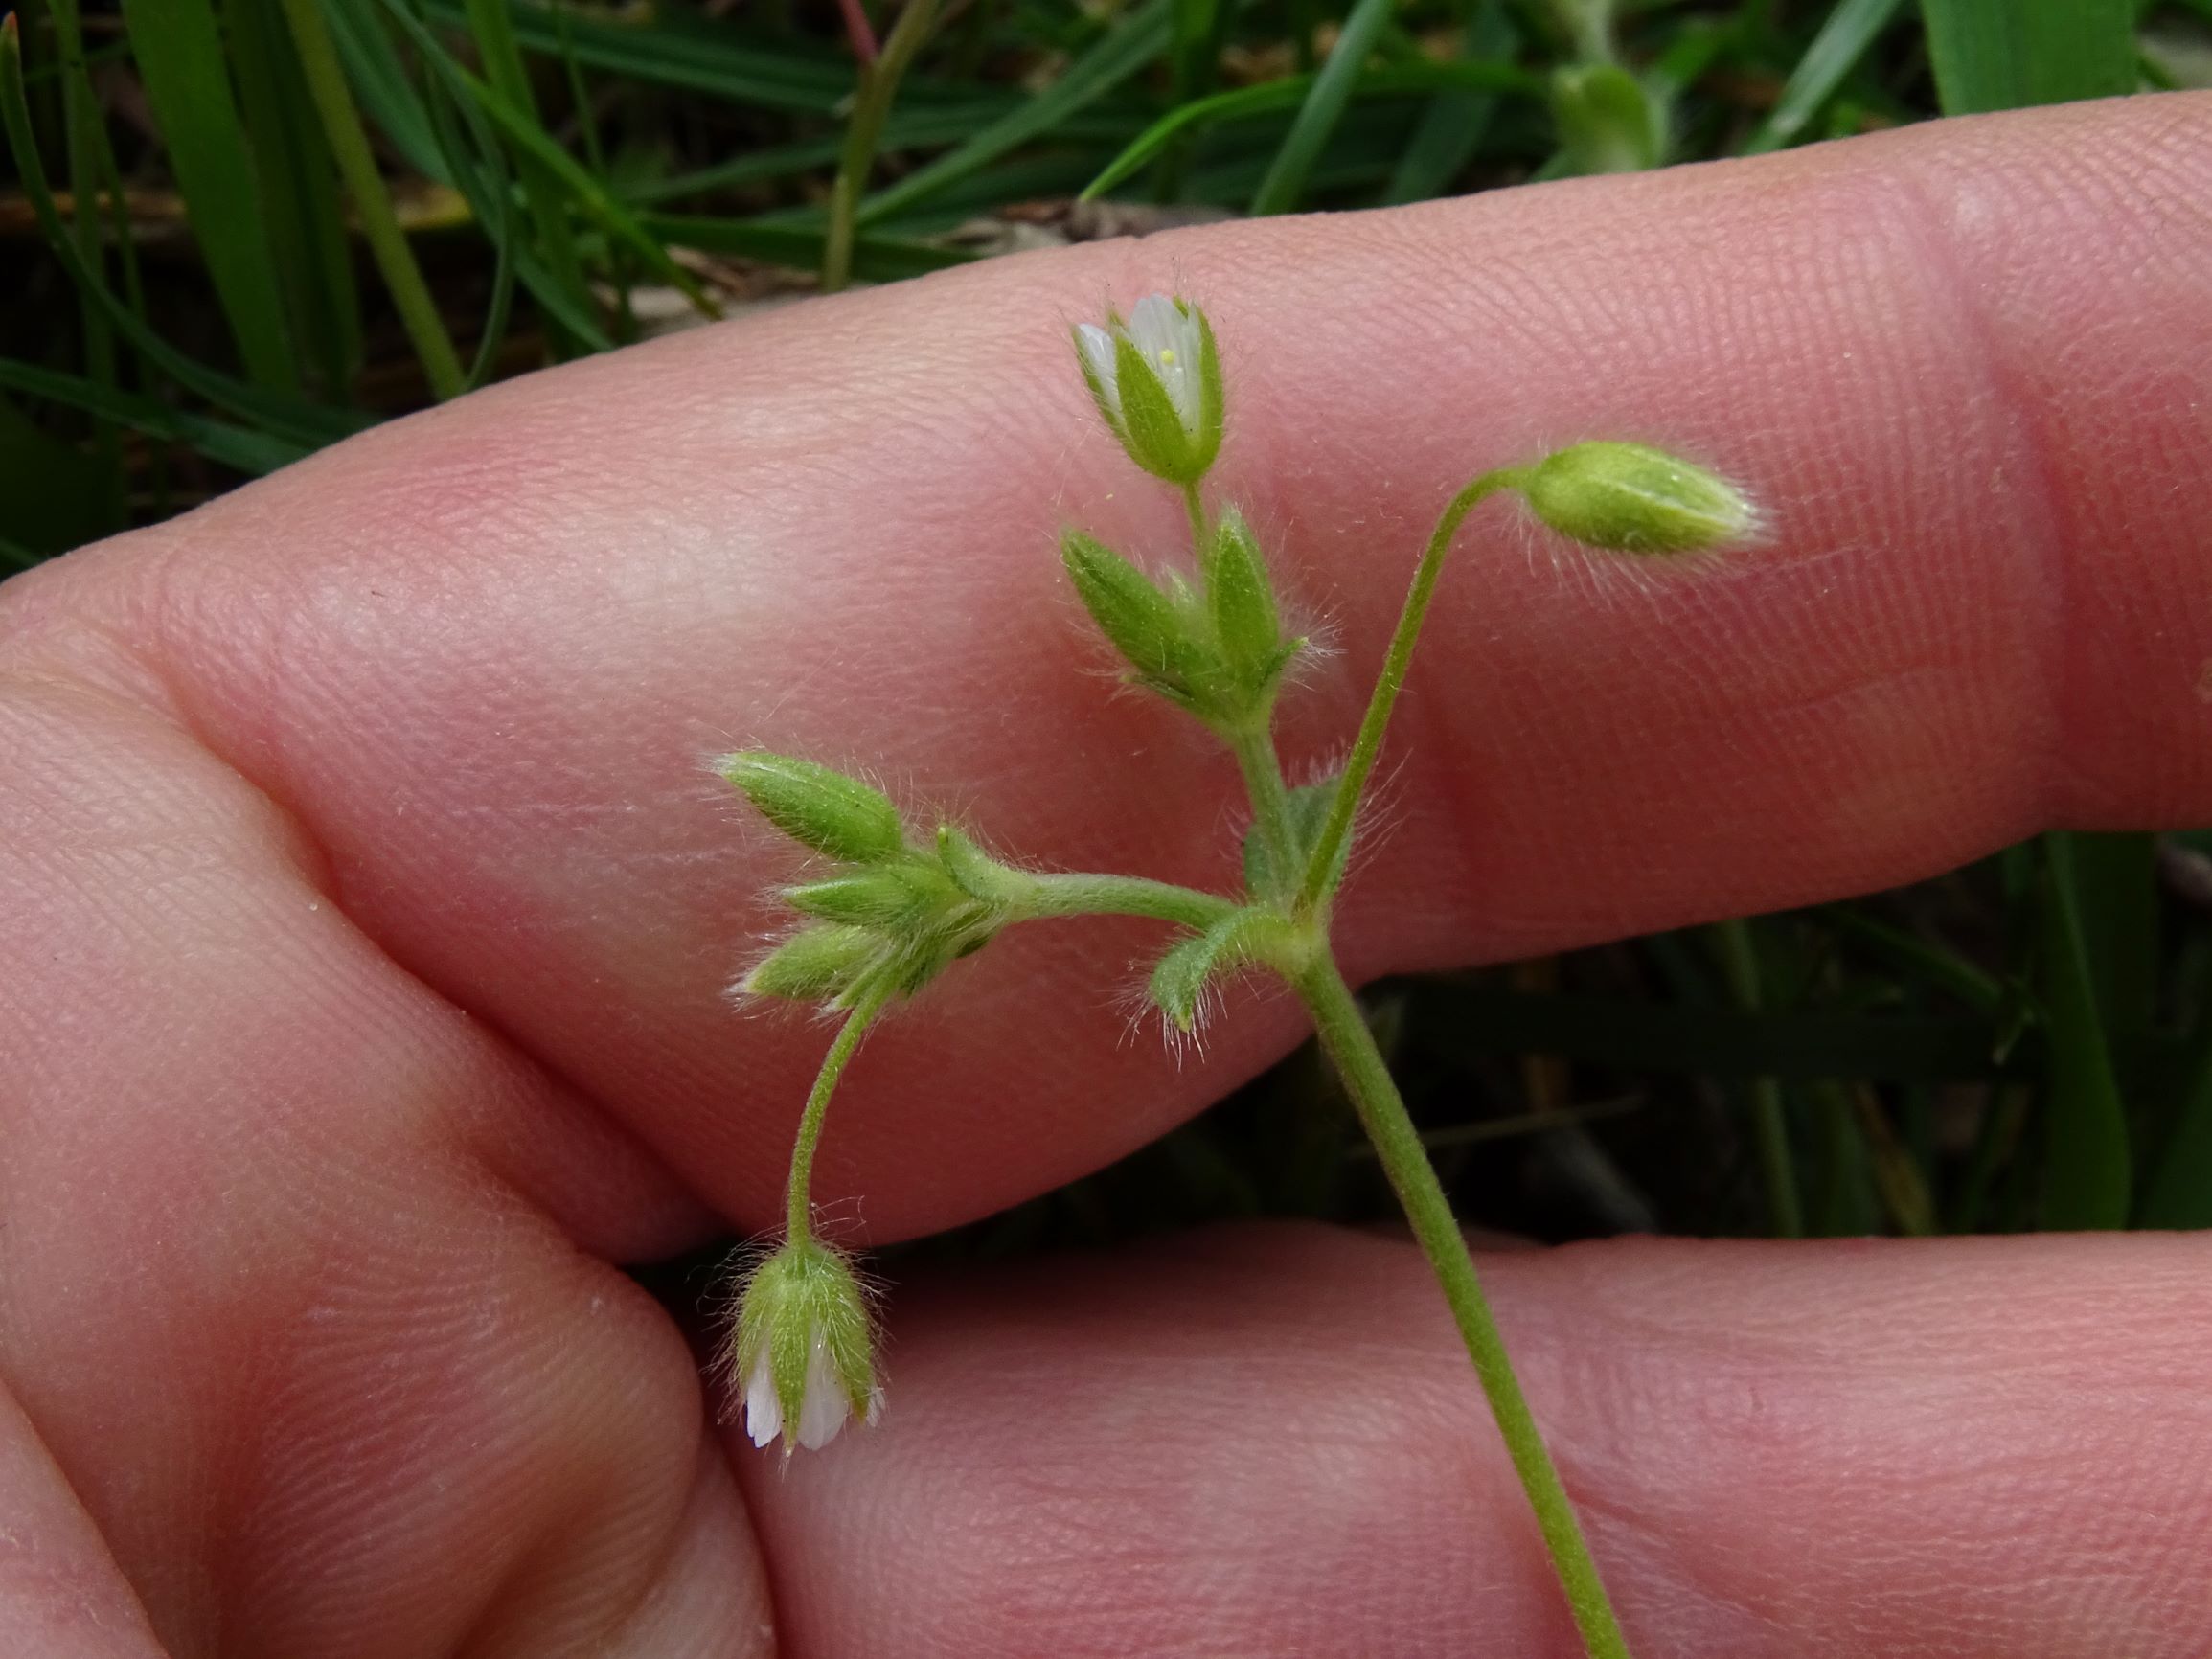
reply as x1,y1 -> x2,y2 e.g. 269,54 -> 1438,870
3,0 -> 2207,1250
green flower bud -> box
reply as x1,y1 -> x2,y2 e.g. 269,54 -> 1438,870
1551,63 -> 1664,175
740,922 -> 883,1002
720,751 -> 906,864
1204,509 -> 1296,706
1060,532 -> 1228,712
732,1238 -> 880,1453
785,861 -> 965,930
1521,442 -> 1754,556
1074,295 -> 1224,486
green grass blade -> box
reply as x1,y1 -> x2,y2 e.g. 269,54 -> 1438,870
1712,918 -> 1804,1238
374,0 -> 714,318
319,0 -> 449,180
45,0 -> 125,532
1923,0 -> 2137,114
856,0 -> 1176,227
224,0 -> 364,399
462,0 -> 595,344
0,358 -> 312,474
645,214 -> 973,283
1082,60 -> 1539,201
1383,0 -> 1515,204
0,20 -> 365,446
1402,982 -> 2029,1084
2039,831 -> 2132,1229
278,0 -> 467,399
117,0 -> 300,390
0,392 -> 109,557
426,0 -> 917,114
2140,1024 -> 2212,1228
1742,0 -> 1905,153
1248,0 -> 1394,215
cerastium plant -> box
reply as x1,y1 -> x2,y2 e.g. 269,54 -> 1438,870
718,293 -> 1753,1658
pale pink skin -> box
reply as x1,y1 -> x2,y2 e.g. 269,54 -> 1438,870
2,95 -> 2209,1658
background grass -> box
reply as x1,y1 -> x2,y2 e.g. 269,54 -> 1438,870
2,0 -> 2207,1252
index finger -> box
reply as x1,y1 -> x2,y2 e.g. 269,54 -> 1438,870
11,93 -> 2211,1239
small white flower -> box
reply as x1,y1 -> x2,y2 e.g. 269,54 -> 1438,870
731,1238 -> 881,1455
1072,294 -> 1224,486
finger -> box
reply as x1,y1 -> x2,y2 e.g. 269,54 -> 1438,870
15,96 -> 2196,1238
0,672 -> 765,1657
734,1224 -> 2212,1656
0,1380 -> 169,1659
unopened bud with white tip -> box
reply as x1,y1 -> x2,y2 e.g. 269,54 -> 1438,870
1074,294 -> 1224,487
1521,441 -> 1754,555
732,1238 -> 882,1454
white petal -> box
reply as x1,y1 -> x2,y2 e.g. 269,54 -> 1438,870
863,1384 -> 884,1427
796,1335 -> 854,1450
742,1349 -> 782,1449
1124,294 -> 1200,429
1074,324 -> 1122,420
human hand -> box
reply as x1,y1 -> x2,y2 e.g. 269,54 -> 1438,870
2,93 -> 2207,1658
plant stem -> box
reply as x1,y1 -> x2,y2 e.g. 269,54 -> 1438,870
1024,872 -> 1240,932
822,0 -> 942,292
1289,951 -> 1633,1659
277,0 -> 465,399
1183,481 -> 1210,550
1230,723 -> 1298,897
786,985 -> 892,1239
1296,468 -> 1525,914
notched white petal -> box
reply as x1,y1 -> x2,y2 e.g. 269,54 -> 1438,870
796,1335 -> 854,1450
1075,324 -> 1122,418
743,1350 -> 783,1449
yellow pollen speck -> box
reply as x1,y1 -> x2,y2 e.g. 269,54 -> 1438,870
1158,348 -> 1176,366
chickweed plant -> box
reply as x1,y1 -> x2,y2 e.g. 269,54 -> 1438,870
718,294 -> 1754,1657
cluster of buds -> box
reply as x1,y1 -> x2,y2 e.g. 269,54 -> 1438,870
718,289 -> 1758,1458
720,752 -> 1033,1009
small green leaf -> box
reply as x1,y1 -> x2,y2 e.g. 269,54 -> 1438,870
721,752 -> 907,864
1243,776 -> 1347,898
1150,913 -> 1259,1031
741,924 -> 882,1002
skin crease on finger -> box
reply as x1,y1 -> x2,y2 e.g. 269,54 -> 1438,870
0,93 -> 2204,1658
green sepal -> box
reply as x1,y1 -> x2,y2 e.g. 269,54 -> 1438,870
740,923 -> 882,1002
937,823 -> 1033,907
1190,306 -> 1224,480
720,751 -> 906,864
1205,508 -> 1287,696
1112,330 -> 1204,485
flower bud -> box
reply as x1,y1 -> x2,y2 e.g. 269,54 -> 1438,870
1204,509 -> 1295,706
1074,294 -> 1224,486
1521,441 -> 1754,556
786,862 -> 965,930
720,751 -> 907,865
1550,64 -> 1664,175
740,922 -> 882,1003
1060,531 -> 1228,714
732,1238 -> 881,1454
